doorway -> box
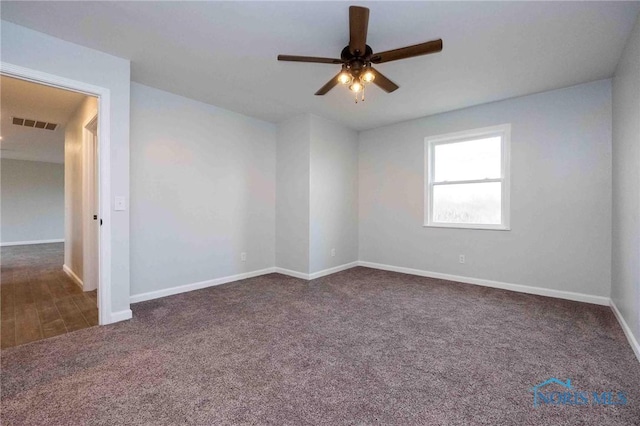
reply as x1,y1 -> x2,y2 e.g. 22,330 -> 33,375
1,75 -> 100,348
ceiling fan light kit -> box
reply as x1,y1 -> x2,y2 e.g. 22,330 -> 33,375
278,5 -> 443,103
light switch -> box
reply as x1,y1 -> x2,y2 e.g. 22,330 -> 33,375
114,196 -> 126,211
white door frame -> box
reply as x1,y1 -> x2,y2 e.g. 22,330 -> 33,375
1,62 -> 113,325
83,114 -> 99,294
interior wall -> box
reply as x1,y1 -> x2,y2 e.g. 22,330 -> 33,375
0,159 -> 64,244
276,114 -> 359,275
63,96 -> 97,280
275,115 -> 311,274
309,115 -> 358,273
130,83 -> 276,296
612,14 -> 640,343
1,21 -> 131,317
359,79 -> 612,298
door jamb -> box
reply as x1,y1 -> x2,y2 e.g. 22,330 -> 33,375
83,114 -> 99,294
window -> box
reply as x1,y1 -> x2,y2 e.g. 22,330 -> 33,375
425,124 -> 510,230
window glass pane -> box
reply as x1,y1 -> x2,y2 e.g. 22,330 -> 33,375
434,136 -> 501,182
433,182 -> 501,224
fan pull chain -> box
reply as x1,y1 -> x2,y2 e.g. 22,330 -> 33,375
354,85 -> 366,104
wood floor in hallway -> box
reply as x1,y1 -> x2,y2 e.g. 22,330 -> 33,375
1,243 -> 97,349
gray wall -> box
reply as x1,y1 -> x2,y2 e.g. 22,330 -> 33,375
612,14 -> 640,342
130,83 -> 276,296
1,21 -> 131,317
276,114 -> 359,275
359,79 -> 612,298
309,115 -> 358,273
275,115 -> 311,274
1,159 -> 64,244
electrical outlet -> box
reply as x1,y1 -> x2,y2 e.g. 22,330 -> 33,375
459,255 -> 465,264
331,248 -> 336,257
241,252 -> 247,262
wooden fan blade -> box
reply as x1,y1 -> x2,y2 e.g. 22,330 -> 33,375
278,55 -> 343,64
315,72 -> 342,95
371,39 -> 443,64
371,68 -> 399,93
349,6 -> 369,56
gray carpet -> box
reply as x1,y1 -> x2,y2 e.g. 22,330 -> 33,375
1,267 -> 639,425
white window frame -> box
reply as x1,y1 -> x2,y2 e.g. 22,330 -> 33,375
424,124 -> 511,231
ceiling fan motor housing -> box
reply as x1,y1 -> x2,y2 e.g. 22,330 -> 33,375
341,45 -> 374,75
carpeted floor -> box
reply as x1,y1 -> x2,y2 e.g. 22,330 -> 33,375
1,267 -> 639,425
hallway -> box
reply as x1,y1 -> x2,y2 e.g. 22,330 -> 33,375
1,243 -> 97,349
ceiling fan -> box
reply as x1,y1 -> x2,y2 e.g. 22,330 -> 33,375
277,5 -> 443,102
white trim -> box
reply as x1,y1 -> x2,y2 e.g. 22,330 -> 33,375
309,262 -> 359,280
62,264 -> 83,290
109,309 -> 133,323
358,261 -> 609,306
424,223 -> 511,231
131,262 -> 359,304
610,300 -> 640,363
130,262 -> 362,304
275,262 -> 359,281
97,90 -> 113,325
425,123 -> 511,231
0,62 -> 115,326
431,177 -> 503,186
274,267 -> 310,280
82,113 -> 99,293
0,239 -> 64,247
130,267 -> 277,304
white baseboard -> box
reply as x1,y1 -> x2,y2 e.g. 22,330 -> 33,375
610,300 -> 640,363
274,261 -> 359,280
309,261 -> 359,280
274,267 -> 310,280
109,309 -> 133,323
62,264 -> 83,290
130,267 -> 276,304
130,262 -> 361,305
1,238 -> 64,247
357,261 -> 610,306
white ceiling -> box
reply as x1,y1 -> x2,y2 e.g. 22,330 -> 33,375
2,1 -> 639,131
1,76 -> 87,163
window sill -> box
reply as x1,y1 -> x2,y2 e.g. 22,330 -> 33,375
423,223 -> 511,231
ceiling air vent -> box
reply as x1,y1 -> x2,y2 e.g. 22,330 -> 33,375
11,116 -> 58,131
